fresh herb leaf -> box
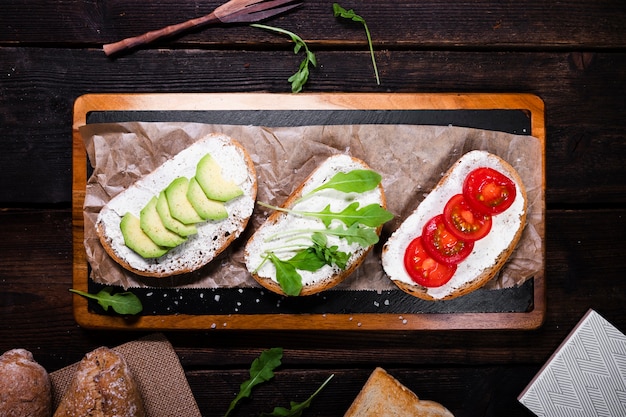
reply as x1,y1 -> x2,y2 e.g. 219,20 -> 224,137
309,202 -> 394,228
286,248 -> 329,272
251,24 -> 317,93
310,232 -> 350,269
69,287 -> 142,315
326,223 -> 381,246
225,347 -> 284,417
258,201 -> 393,229
268,252 -> 304,296
333,3 -> 380,85
307,169 -> 382,197
259,374 -> 335,417
264,234 -> 350,296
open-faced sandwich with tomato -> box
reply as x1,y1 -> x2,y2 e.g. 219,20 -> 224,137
381,150 -> 527,300
244,154 -> 393,296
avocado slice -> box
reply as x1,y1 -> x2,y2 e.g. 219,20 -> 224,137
120,212 -> 169,258
156,191 -> 197,237
187,176 -> 229,221
140,197 -> 186,248
195,154 -> 243,202
164,177 -> 204,225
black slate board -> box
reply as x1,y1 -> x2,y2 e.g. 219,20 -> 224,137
85,108 -> 534,316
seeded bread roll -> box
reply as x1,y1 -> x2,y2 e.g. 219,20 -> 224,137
344,367 -> 454,417
95,133 -> 257,277
382,150 -> 527,300
0,349 -> 52,417
53,347 -> 145,417
244,154 -> 388,296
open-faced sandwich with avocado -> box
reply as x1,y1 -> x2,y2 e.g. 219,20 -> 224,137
244,154 -> 394,296
382,150 -> 528,300
95,133 -> 257,278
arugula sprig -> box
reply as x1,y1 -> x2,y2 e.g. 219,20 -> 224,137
69,287 -> 143,315
223,348 -> 333,417
257,233 -> 350,296
333,3 -> 380,85
259,374 -> 335,417
225,347 -> 283,417
251,24 -> 316,93
258,201 -> 393,229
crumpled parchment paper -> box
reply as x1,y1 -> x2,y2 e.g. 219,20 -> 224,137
80,122 -> 544,291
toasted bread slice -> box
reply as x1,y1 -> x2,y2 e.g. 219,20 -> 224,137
95,133 -> 257,277
382,150 -> 527,300
345,367 -> 454,417
244,154 -> 388,296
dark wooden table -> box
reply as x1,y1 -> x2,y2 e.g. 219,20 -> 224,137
1,1 -> 625,416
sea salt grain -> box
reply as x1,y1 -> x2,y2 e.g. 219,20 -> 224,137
214,294 -> 221,302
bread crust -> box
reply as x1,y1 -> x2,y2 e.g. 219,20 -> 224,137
382,151 -> 528,301
344,367 -> 454,417
53,347 -> 145,417
95,133 -> 257,278
0,349 -> 52,417
245,154 -> 387,296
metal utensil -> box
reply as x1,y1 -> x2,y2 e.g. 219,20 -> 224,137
103,0 -> 302,56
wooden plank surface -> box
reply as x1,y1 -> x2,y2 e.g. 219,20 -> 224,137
72,92 -> 545,331
1,0 -> 626,415
1,0 -> 625,48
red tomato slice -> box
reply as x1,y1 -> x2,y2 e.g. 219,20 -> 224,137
443,194 -> 492,241
463,167 -> 516,215
404,236 -> 456,287
421,215 -> 474,265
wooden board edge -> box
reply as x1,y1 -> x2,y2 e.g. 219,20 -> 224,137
71,92 -> 546,331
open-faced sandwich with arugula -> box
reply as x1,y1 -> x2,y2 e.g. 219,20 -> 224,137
95,133 -> 257,278
244,154 -> 393,296
382,150 -> 527,300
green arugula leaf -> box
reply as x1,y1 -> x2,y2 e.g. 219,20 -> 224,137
258,202 -> 393,229
310,232 -> 350,269
251,24 -> 317,93
333,3 -> 380,85
310,202 -> 394,228
286,248 -> 329,272
259,374 -> 335,417
69,287 -> 142,315
268,253 -> 304,296
326,223 -> 381,246
307,169 -> 382,196
225,348 -> 284,417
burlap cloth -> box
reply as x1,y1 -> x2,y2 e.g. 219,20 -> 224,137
50,333 -> 201,417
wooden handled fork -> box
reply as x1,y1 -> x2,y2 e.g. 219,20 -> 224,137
103,0 -> 302,56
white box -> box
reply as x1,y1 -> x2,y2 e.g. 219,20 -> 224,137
519,309 -> 626,416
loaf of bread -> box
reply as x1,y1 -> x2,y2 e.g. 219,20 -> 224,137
95,133 -> 257,277
0,348 -> 52,417
53,347 -> 145,417
245,154 -> 390,296
344,367 -> 454,416
382,150 -> 527,300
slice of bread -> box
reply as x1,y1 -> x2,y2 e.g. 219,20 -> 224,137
382,150 -> 527,300
95,133 -> 257,277
244,154 -> 388,296
344,367 -> 454,417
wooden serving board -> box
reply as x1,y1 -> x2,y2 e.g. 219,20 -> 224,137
72,93 -> 545,331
